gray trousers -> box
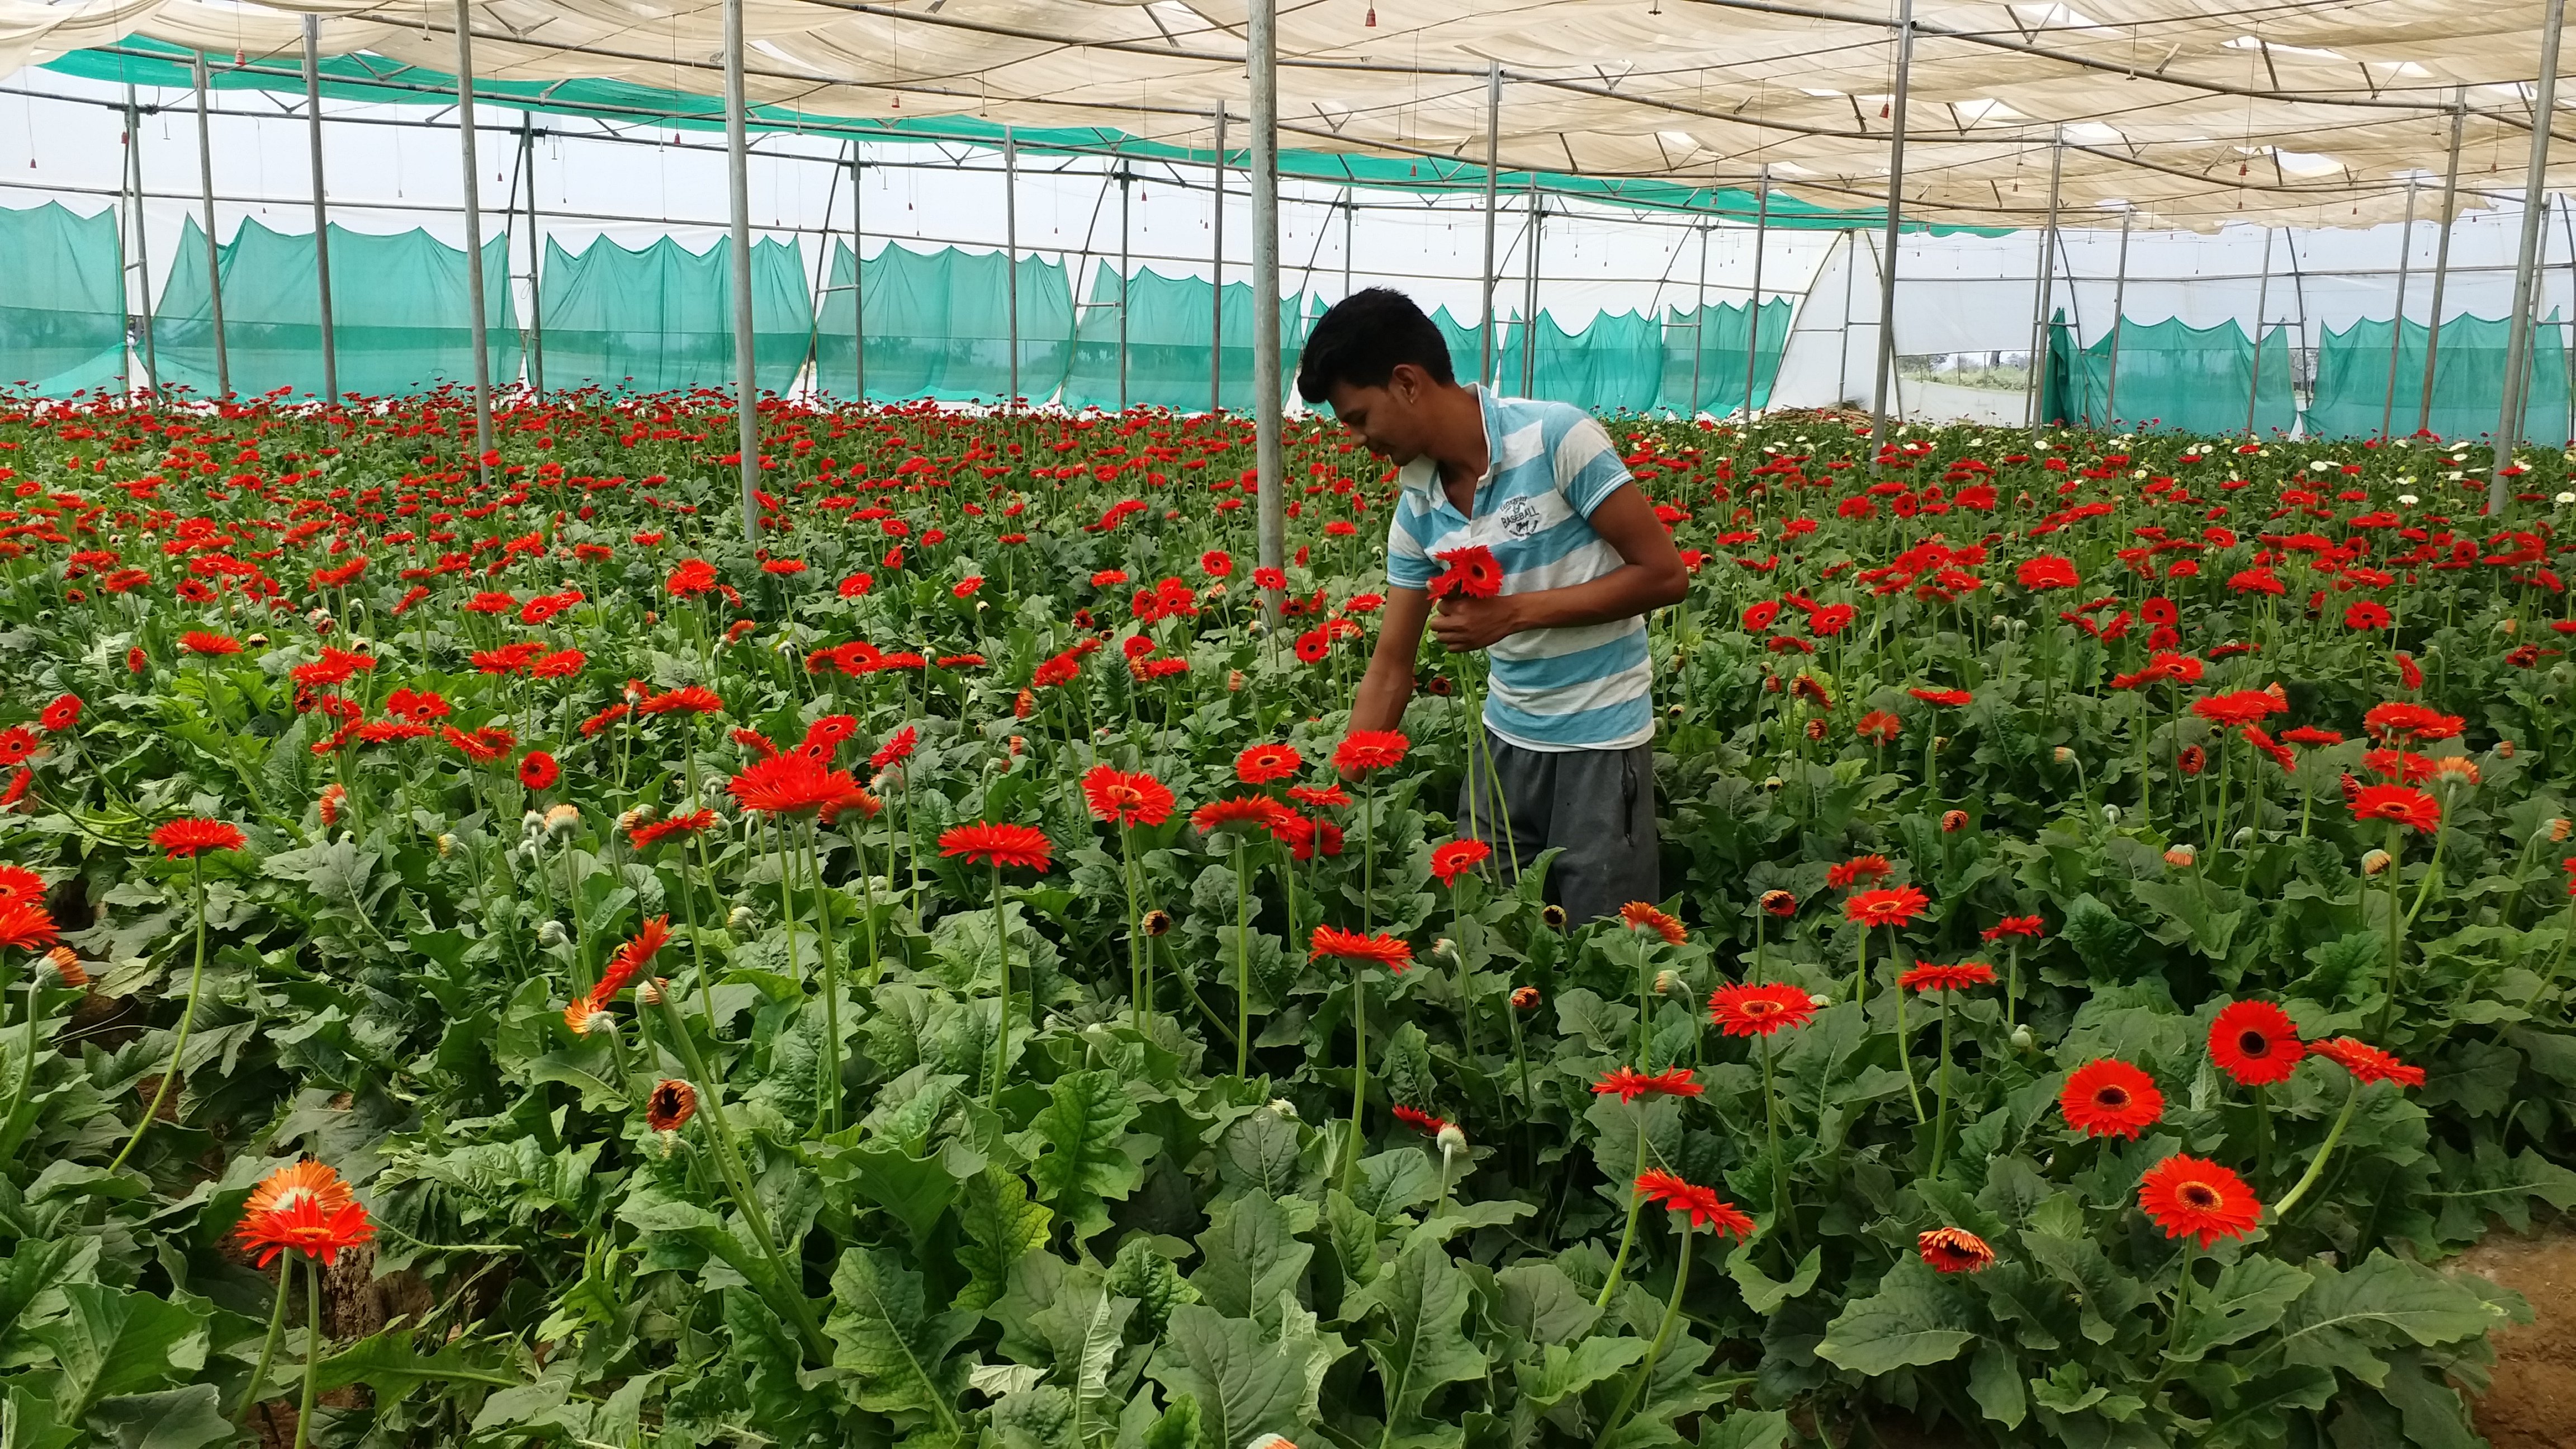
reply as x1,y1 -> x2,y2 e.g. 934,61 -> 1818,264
1456,729 -> 1658,926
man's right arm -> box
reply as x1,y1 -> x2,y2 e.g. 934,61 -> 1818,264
1348,586 -> 1432,738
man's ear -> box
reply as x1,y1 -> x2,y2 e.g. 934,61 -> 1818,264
1386,362 -> 1426,405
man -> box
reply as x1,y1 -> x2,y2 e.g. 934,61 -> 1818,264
1296,287 -> 1688,925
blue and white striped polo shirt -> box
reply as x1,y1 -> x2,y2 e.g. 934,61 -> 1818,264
1386,386 -> 1652,752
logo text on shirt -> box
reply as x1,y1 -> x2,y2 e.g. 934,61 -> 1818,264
1498,495 -> 1543,540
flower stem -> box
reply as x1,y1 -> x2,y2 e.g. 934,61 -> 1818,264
110,858 -> 207,1173
291,1254 -> 321,1449
989,860 -> 1010,1111
2162,1240 -> 2196,1363
2269,1077 -> 2361,1221
1761,1033 -> 1793,1256
807,822 -> 841,1136
2376,823 -> 2405,1038
235,1254 -> 292,1422
1928,994 -> 1953,1174
1342,964 -> 1368,1194
1602,1218 -> 1695,1439
1121,825 -> 1145,1033
1234,838 -> 1251,1078
1595,1116 -> 1652,1310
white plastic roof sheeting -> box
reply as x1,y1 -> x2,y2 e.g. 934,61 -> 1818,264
5,0 -> 2574,230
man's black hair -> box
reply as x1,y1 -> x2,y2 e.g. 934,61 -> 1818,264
1294,286 -> 1456,404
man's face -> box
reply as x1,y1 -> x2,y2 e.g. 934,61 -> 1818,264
1324,364 -> 1432,465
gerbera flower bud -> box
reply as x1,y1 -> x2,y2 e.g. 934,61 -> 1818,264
618,806 -> 655,834
2546,818 -> 2572,843
1540,903 -> 1568,929
1808,991 -> 1833,1008
1668,702 -> 1685,718
1434,1123 -> 1467,1157
2360,847 -> 2392,877
727,906 -> 755,931
1510,986 -> 1540,1011
544,804 -> 580,839
2164,845 -> 2195,868
43,946 -> 85,988
580,1007 -> 616,1036
1760,889 -> 1798,916
645,1078 -> 697,1130
1268,1098 -> 1299,1120
537,920 -> 569,950
522,809 -> 546,839
1228,670 -> 1247,692
246,632 -> 269,648
2009,1023 -> 2033,1050
2103,804 -> 2121,825
1433,937 -> 1458,961
1654,969 -> 1679,997
1143,908 -> 1175,937
1941,809 -> 1967,832
437,833 -> 457,857
2498,740 -> 2518,760
639,977 -> 669,1006
1762,775 -> 1784,791
318,782 -> 347,827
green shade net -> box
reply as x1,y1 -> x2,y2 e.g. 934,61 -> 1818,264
817,242 -> 1073,404
1492,310 -> 1664,412
1427,304 -> 1493,389
1659,298 -> 1793,415
2306,314 -> 2572,442
149,216 -> 517,401
2040,312 -> 2293,436
0,202 -> 126,396
1063,267 -> 1310,411
538,234 -> 809,394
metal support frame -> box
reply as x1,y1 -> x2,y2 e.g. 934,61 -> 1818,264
1251,0 -> 1284,608
1341,190 -> 1353,300
722,0 -> 760,540
1687,217 -> 1708,413
2025,127 -> 2062,439
2492,0 -> 2567,513
1836,228 -> 1857,405
1867,0 -> 1914,463
301,16 -> 337,409
1519,176 -> 1542,396
1004,127 -> 1019,406
1117,168 -> 1131,411
2245,229 -> 2274,434
2560,196 -> 2575,444
1479,61 -> 1500,389
851,149 -> 866,400
2420,89 -> 2467,436
1210,108 -> 1225,413
521,120 -> 547,399
2380,178 -> 2418,441
1742,165 -> 1770,420
192,51 -> 229,397
455,0 -> 494,487
124,87 -> 158,400
2104,206 -> 2133,427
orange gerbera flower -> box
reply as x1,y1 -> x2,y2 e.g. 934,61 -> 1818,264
1082,766 -> 1175,828
1707,982 -> 1817,1036
1309,925 -> 1413,972
939,822 -> 1055,872
1333,730 -> 1409,775
235,1159 -> 373,1267
244,1159 -> 357,1218
596,916 -> 672,1000
1429,839 -> 1491,887
1618,901 -> 1687,946
645,1079 -> 698,1130
2060,1059 -> 2164,1139
1844,885 -> 1930,928
1898,960 -> 1996,993
2208,999 -> 2305,1087
151,817 -> 247,859
1235,743 -> 1304,785
1592,1066 -> 1704,1103
2310,1036 -> 2425,1088
1919,1227 -> 1996,1273
2137,1154 -> 2262,1249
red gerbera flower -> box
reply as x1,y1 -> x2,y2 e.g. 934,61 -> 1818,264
1618,901 -> 1687,945
1826,854 -> 1894,890
1635,1171 -> 1756,1238
1287,783 -> 1350,809
1844,886 -> 1929,928
1429,838 -> 1492,886
1898,960 -> 1996,993
1707,982 -> 1818,1037
1918,1227 -> 1996,1273
0,729 -> 45,767
1333,729 -> 1410,775
1235,743 -> 1304,784
1427,544 -> 1505,602
2344,600 -> 2393,631
1908,687 -> 1973,707
1391,1104 -> 1448,1135
151,817 -> 247,859
0,865 -> 44,905
442,725 -> 517,763
938,822 -> 1054,872
1309,925 -> 1412,972
2348,783 -> 2440,832
666,558 -> 719,598
0,899 -> 58,952
2310,1036 -> 2425,1088
631,809 -> 718,848
2208,998 -> 2305,1087
1193,796 -> 1287,836
1592,1066 -> 1704,1103
595,915 -> 673,1000
2137,1154 -> 2262,1249
519,751 -> 560,791
2190,690 -> 2282,728
2016,555 -> 2079,591
2362,702 -> 2464,744
729,752 -> 861,817
1981,914 -> 2045,941
1082,766 -> 1176,828
2059,1059 -> 2163,1139
37,694 -> 81,732
181,631 -> 243,656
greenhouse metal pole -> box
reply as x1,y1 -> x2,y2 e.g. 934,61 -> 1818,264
192,53 -> 228,398
1210,108 -> 1225,413
522,121 -> 546,399
1480,61 -> 1500,388
454,0 -> 494,488
1742,165 -> 1771,419
1867,0 -> 1915,468
1520,176 -> 1540,396
2420,89 -> 2466,435
125,88 -> 159,401
1005,127 -> 1019,407
1251,0 -> 1285,605
302,16 -> 337,410
1342,191 -> 1353,299
2379,178 -> 2418,442
1118,169 -> 1131,410
1837,229 -> 1857,405
2244,230 -> 2273,435
2103,207 -> 2133,428
2491,0 -> 2564,516
2024,128 -> 2062,439
2560,196 -> 2575,443
722,0 -> 760,541
1688,219 -> 1708,413
865,149 -> 875,397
